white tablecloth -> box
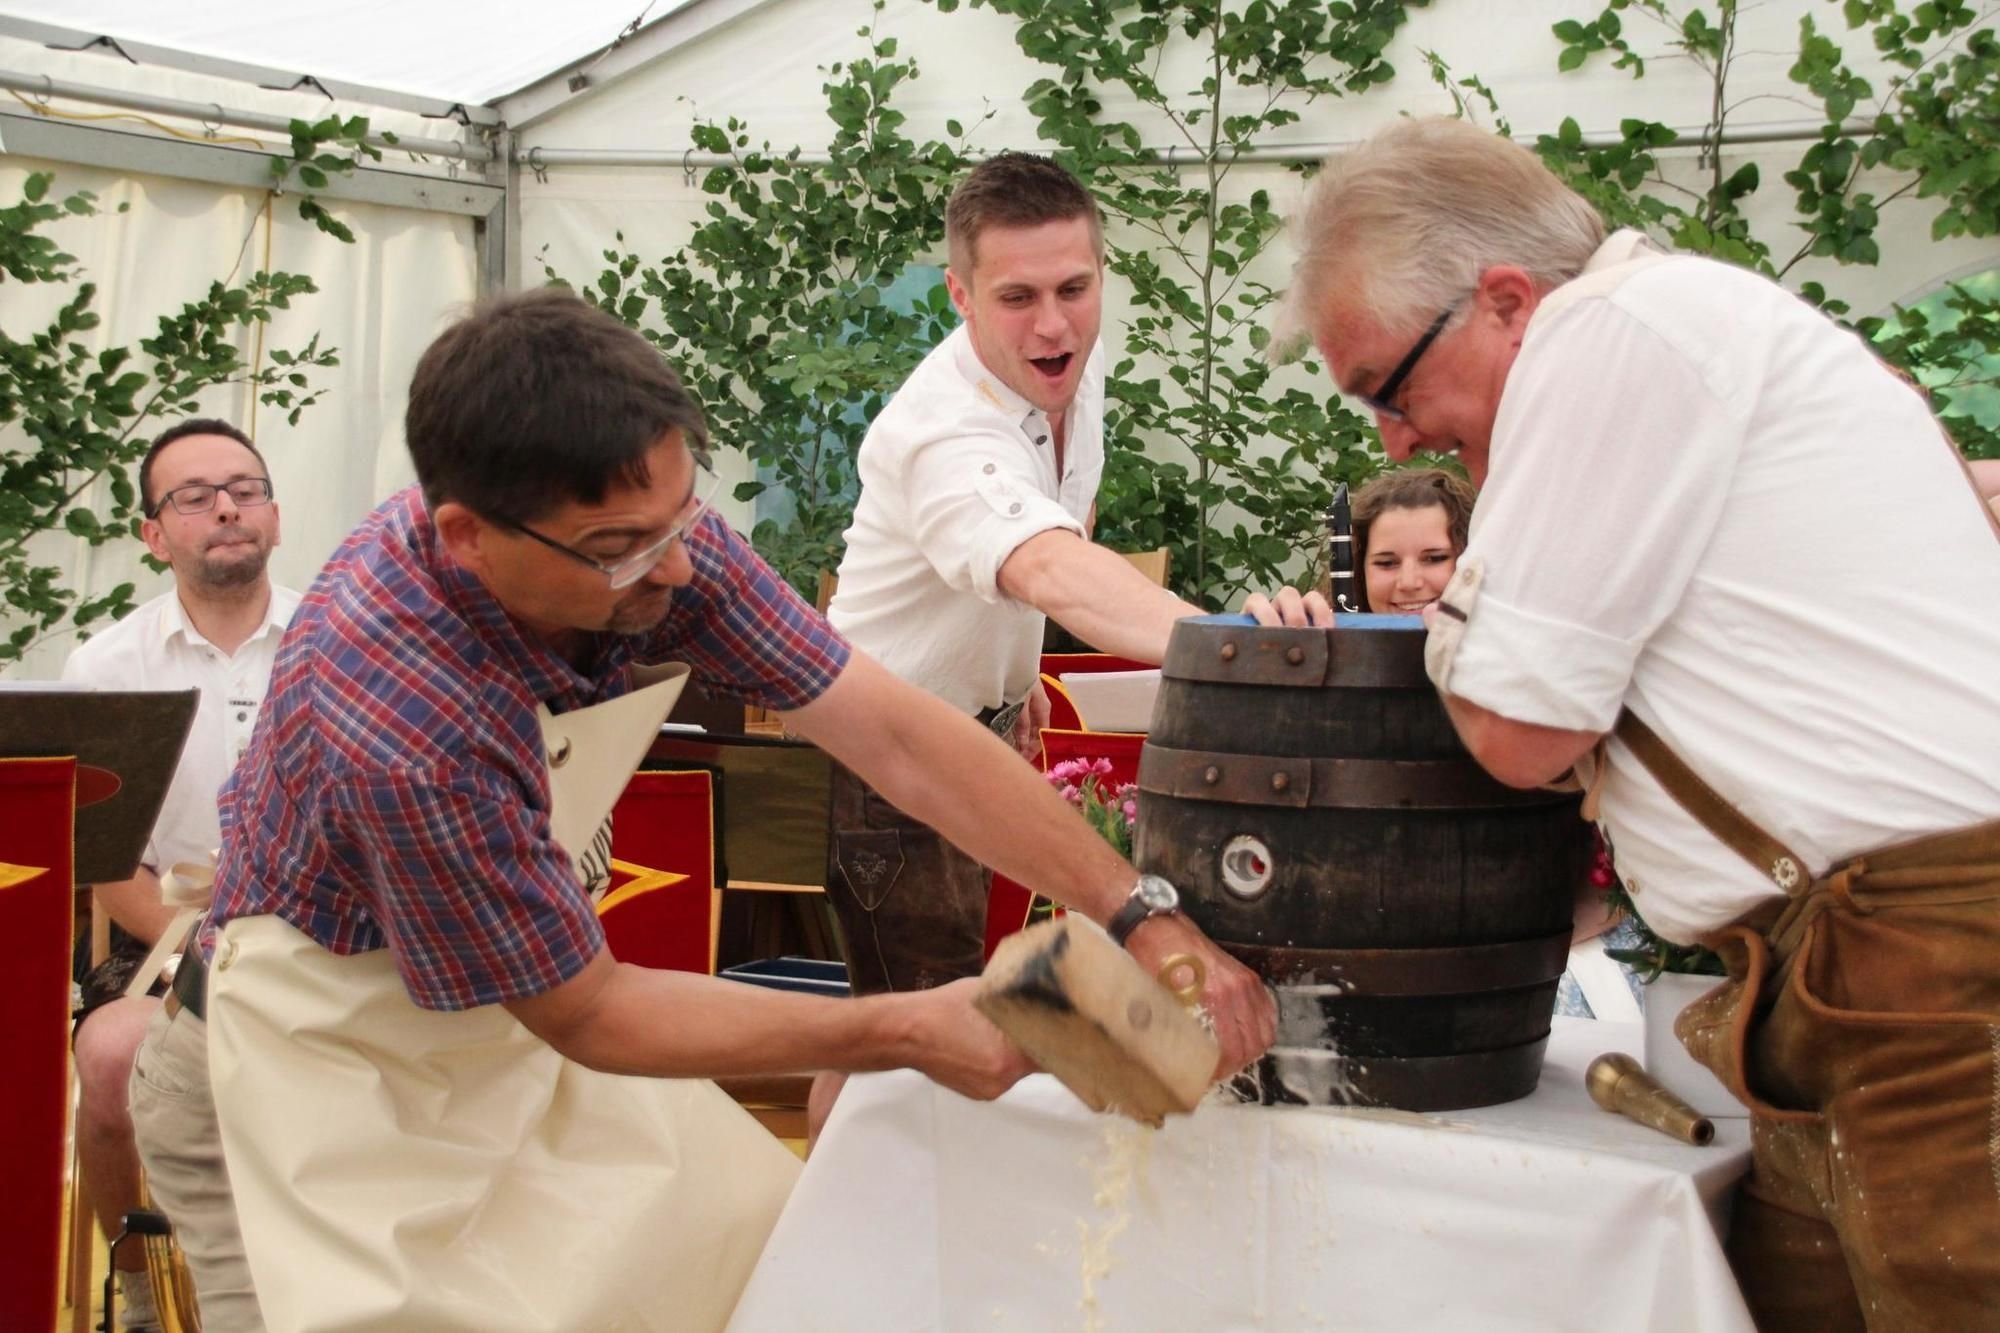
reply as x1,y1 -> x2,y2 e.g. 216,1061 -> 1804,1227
727,1020 -> 1754,1333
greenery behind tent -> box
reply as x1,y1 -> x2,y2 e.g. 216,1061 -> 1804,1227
6,1 -> 1994,655
570,0 -> 1999,605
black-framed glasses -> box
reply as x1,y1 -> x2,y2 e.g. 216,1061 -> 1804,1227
1360,302 -> 1460,423
149,477 -> 274,518
505,456 -> 722,590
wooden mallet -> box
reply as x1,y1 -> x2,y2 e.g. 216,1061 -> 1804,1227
976,916 -> 1220,1127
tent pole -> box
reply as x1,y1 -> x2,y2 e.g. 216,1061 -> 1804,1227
516,117 -> 1869,171
0,68 -> 493,164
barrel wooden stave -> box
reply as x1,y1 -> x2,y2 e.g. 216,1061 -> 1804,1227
1136,618 -> 1590,1111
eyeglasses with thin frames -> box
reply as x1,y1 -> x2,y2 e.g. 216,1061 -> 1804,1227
149,477 -> 275,518
504,455 -> 722,590
1360,302 -> 1461,423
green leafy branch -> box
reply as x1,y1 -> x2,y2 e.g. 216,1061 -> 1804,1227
1539,0 -> 2000,453
1602,874 -> 1726,980
268,114 -> 394,243
560,3 -> 985,595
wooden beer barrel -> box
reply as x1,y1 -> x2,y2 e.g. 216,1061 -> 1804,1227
1134,615 -> 1589,1111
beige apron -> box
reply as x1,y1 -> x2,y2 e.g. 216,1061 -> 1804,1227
208,665 -> 800,1332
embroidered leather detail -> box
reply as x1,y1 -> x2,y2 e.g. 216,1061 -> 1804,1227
848,848 -> 890,888
834,830 -> 907,912
1989,1027 -> 2000,1205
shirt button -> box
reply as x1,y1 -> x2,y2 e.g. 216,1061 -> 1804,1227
236,711 -> 248,722
1009,502 -> 1023,516
1035,435 -> 1048,446
982,463 -> 996,475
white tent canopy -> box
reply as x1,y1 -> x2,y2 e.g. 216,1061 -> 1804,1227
0,0 -> 695,105
1,0 -> 1988,678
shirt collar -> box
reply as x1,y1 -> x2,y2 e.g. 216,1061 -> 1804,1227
410,491 -> 632,711
1584,228 -> 1662,274
157,582 -> 291,652
950,325 -> 1052,444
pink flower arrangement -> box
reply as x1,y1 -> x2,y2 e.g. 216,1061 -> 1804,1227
1044,757 -> 1139,860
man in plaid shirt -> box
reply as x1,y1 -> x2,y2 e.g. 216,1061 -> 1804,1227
128,288 -> 1274,1330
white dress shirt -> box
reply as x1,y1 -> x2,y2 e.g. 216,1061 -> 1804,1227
830,325 -> 1104,714
1432,232 -> 2000,941
61,584 -> 301,873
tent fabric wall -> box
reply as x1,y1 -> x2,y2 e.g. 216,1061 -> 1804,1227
0,29 -> 484,680
516,0 -> 1991,320
513,0 -> 1994,575
0,0 -> 699,106
4,0 -> 1991,681
0,32 -> 467,155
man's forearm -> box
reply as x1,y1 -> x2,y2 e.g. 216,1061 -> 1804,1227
92,867 -> 177,946
1439,689 -> 1601,790
786,655 -> 1135,926
520,954 -> 921,1078
998,531 -> 1199,666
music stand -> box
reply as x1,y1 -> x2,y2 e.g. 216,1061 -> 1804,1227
0,688 -> 200,883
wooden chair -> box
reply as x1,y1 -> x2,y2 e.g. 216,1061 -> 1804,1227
140,1182 -> 202,1333
1116,545 -> 1171,588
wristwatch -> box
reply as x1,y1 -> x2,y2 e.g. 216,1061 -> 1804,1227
1106,873 -> 1181,946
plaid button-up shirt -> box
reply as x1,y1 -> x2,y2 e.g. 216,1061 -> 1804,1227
205,487 -> 849,1011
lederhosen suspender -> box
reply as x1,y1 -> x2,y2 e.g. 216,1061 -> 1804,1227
1612,708 -> 2000,966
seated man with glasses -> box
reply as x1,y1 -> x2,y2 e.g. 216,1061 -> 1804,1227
130,288 -> 1274,1332
62,417 -> 297,1332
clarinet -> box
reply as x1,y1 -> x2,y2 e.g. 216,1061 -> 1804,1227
1327,482 -> 1359,613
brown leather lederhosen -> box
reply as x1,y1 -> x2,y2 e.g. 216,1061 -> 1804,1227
1610,708 -> 2000,1332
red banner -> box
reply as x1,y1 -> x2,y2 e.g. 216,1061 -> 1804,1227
604,769 -> 717,974
0,755 -> 78,1332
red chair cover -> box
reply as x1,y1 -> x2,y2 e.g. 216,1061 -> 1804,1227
1039,728 -> 1145,786
1039,652 -> 1152,678
0,756 -> 77,1332
604,769 -> 717,974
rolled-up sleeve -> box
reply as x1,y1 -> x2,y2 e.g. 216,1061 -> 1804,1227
905,428 -> 1086,601
325,762 -> 604,1012
1432,292 -> 1746,732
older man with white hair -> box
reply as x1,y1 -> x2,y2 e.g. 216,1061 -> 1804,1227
1254,116 -> 2000,1331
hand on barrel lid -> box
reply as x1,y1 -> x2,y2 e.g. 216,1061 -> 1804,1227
1123,913 -> 1278,1077
1242,586 -> 1335,628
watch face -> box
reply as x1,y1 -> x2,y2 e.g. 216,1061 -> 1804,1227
1136,874 -> 1179,911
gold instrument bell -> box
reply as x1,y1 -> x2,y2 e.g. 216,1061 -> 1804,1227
1585,1052 -> 1715,1146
